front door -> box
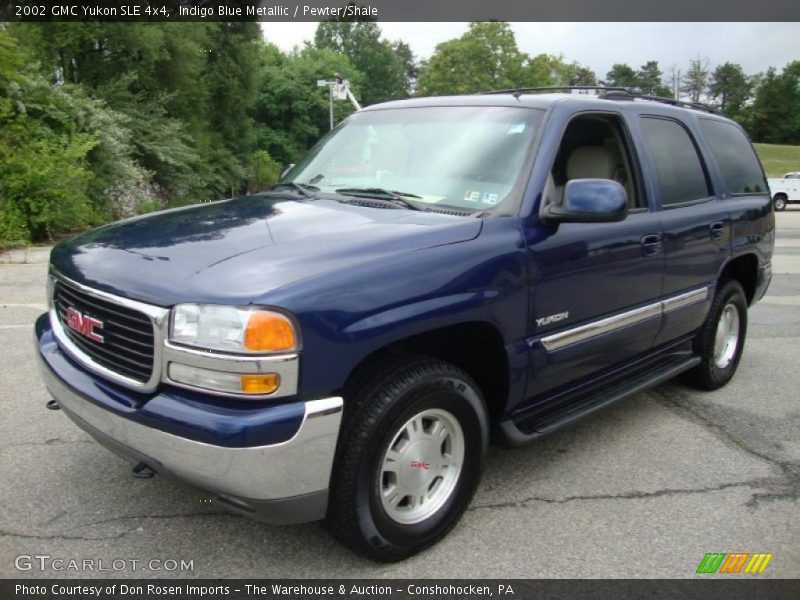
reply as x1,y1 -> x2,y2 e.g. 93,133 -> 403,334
524,112 -> 664,402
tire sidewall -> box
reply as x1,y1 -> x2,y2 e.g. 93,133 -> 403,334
353,372 -> 487,556
774,197 -> 787,211
705,282 -> 748,387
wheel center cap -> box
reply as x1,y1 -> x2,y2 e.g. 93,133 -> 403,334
399,439 -> 437,492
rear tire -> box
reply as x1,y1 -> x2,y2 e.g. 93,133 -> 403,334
773,195 -> 787,211
324,356 -> 488,561
686,280 -> 748,390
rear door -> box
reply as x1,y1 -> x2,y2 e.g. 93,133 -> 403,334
635,115 -> 727,346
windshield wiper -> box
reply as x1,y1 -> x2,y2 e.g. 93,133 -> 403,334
334,187 -> 423,211
271,181 -> 319,198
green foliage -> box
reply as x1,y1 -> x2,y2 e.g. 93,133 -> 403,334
314,20 -> 407,105
605,63 -> 639,89
681,58 -> 710,103
749,62 -> 800,145
2,19 -> 800,249
252,43 -> 362,164
249,150 -> 282,192
417,23 -> 526,95
637,61 -> 672,97
417,25 -> 596,96
0,120 -> 98,242
708,62 -> 752,119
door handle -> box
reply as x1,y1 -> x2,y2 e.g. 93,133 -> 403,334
640,233 -> 662,256
710,221 -> 726,240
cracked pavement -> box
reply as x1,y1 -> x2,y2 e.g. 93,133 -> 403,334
1,214 -> 799,579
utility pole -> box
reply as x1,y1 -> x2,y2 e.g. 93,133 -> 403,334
329,82 -> 334,131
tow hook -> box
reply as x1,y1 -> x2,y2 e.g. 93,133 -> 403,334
131,462 -> 155,479
45,399 -> 60,411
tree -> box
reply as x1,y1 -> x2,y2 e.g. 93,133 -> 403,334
749,62 -> 800,144
417,22 -> 526,95
708,62 -> 751,119
570,66 -> 598,87
251,44 -> 362,165
314,20 -> 407,105
522,54 -> 594,87
604,63 -> 638,89
392,40 -> 418,95
681,58 -> 709,103
637,61 -> 671,96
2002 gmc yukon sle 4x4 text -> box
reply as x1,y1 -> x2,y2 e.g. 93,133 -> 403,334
35,90 -> 774,561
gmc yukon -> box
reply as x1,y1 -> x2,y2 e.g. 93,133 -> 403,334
35,90 -> 774,561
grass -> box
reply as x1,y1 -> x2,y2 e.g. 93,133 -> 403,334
753,143 -> 800,178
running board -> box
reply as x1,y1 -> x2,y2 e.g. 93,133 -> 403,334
499,353 -> 700,446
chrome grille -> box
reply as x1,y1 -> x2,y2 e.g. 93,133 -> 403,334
53,280 -> 155,383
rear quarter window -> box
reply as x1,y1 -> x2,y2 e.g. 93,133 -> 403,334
699,119 -> 768,195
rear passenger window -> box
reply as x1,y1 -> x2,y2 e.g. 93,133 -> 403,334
640,117 -> 711,206
699,119 -> 768,194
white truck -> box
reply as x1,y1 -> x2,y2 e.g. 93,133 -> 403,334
769,172 -> 800,211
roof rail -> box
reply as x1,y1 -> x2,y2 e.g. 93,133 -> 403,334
479,86 -> 629,97
598,90 -> 719,114
478,86 -> 719,114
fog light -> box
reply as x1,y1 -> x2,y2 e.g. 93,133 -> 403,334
168,363 -> 280,396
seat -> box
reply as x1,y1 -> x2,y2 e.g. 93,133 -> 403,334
566,146 -> 617,180
543,146 -> 617,208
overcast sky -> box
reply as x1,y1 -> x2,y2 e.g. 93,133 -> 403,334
260,22 -> 800,77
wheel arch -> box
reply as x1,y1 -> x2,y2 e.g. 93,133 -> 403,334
718,253 -> 759,305
342,321 -> 510,425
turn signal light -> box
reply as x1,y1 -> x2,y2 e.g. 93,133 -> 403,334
240,374 -> 281,395
244,311 -> 297,352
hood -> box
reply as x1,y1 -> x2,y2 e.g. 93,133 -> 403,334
50,195 -> 482,306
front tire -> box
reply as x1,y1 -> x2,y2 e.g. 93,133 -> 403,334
324,356 -> 488,561
686,280 -> 748,390
774,195 -> 787,211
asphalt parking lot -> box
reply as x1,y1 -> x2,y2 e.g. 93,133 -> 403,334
1,212 -> 799,579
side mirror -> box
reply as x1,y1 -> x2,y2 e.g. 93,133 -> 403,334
543,179 -> 628,223
280,163 -> 295,179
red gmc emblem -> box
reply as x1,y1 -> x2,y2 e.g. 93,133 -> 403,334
65,307 -> 104,343
410,461 -> 430,470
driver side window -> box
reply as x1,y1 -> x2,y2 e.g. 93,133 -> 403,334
543,114 -> 643,210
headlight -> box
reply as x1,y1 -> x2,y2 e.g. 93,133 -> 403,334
171,304 -> 298,354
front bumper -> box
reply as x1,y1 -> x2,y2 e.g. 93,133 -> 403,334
36,314 -> 343,524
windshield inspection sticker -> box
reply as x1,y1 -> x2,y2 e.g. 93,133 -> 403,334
507,122 -> 526,134
482,192 -> 499,205
464,190 -> 480,202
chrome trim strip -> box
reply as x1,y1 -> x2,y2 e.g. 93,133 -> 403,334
662,287 -> 709,313
162,342 -> 299,399
49,270 -> 169,393
541,303 -> 661,352
541,286 -> 710,352
39,346 -> 342,500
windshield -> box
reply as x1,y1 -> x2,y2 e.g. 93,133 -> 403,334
282,106 -> 544,212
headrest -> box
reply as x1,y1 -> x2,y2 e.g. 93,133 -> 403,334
566,146 -> 616,180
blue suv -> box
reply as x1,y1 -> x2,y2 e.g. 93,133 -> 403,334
35,90 -> 774,561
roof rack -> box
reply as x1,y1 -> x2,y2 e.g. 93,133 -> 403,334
479,86 -> 629,97
478,86 -> 719,114
599,90 -> 719,114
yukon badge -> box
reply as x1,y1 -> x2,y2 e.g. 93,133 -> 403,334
536,311 -> 569,327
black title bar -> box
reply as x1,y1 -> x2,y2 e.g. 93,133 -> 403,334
3,580 -> 800,600
2,0 -> 799,22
